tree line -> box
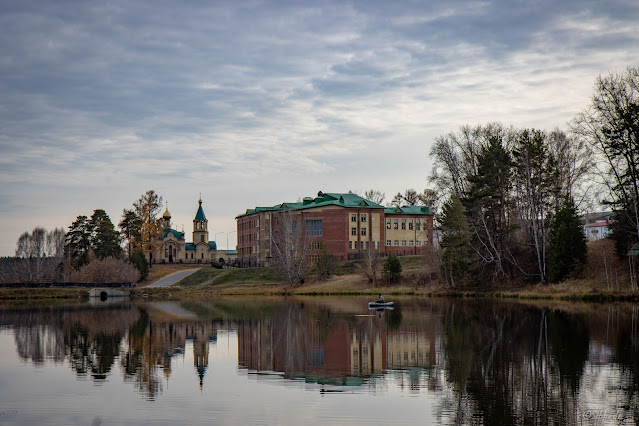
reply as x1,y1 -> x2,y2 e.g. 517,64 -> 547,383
432,67 -> 638,286
5,190 -> 164,284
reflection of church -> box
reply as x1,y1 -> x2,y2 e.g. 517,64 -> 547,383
154,198 -> 218,264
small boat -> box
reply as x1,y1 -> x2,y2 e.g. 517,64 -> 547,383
368,301 -> 394,308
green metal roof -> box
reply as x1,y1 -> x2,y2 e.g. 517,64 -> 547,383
160,228 -> 184,240
384,205 -> 433,215
237,191 -> 386,218
195,205 -> 207,221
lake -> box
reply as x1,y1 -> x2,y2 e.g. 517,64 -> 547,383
0,296 -> 637,425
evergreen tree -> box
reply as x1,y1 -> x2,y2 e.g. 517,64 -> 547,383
439,195 -> 469,286
548,198 -> 587,283
89,209 -> 122,260
119,209 -> 142,259
382,254 -> 402,283
463,136 -> 514,277
130,250 -> 149,281
65,215 -> 91,270
315,243 -> 334,280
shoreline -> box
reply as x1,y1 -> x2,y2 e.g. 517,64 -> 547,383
1,283 -> 639,303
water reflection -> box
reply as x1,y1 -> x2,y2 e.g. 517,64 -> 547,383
2,298 -> 639,424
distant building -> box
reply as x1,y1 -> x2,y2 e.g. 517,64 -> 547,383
236,191 -> 434,267
153,197 -> 234,264
581,211 -> 614,242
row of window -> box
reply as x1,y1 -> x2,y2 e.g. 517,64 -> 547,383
386,218 -> 424,230
351,227 -> 367,236
351,213 -> 368,222
239,218 -> 259,231
386,240 -> 428,247
348,241 -> 380,250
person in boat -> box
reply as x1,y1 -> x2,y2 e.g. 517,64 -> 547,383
377,294 -> 384,303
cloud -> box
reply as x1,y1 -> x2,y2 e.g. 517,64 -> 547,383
1,0 -> 639,254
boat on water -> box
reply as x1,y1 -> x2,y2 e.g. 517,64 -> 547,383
368,301 -> 394,309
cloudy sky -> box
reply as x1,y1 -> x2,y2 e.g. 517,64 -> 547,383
1,0 -> 638,256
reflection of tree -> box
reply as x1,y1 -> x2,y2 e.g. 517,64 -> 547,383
434,302 -> 587,425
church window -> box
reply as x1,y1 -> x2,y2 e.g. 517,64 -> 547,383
201,235 -> 204,242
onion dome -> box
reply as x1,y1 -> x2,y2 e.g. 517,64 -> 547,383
163,203 -> 171,220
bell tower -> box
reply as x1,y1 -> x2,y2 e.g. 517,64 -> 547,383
193,196 -> 209,244
162,202 -> 172,230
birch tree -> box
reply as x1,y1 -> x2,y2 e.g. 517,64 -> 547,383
271,209 -> 308,284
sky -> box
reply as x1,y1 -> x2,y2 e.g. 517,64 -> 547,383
1,0 -> 639,256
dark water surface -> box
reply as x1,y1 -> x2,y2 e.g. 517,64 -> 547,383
0,297 -> 638,425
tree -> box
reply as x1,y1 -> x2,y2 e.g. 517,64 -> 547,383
359,244 -> 381,286
512,129 -> 556,283
364,189 -> 386,205
418,188 -> 439,211
65,216 -> 92,270
132,190 -> 163,264
14,227 -> 64,282
119,209 -> 142,259
548,198 -> 587,282
439,196 -> 470,286
271,209 -> 308,284
89,209 -> 122,260
130,251 -> 149,281
572,67 -> 639,253
463,136 -> 514,278
382,254 -> 402,284
315,243 -> 334,280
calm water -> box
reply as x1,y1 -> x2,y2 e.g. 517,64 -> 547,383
0,297 -> 638,425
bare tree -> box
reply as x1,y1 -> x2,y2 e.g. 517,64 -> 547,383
271,209 -> 309,284
363,189 -> 385,205
14,227 -> 66,282
358,245 -> 381,286
572,67 -> 639,242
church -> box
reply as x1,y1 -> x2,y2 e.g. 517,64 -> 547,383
153,197 -> 219,264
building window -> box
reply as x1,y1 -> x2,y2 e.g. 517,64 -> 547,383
305,220 -> 323,237
402,240 -> 407,246
386,240 -> 391,246
409,240 -> 414,246
360,242 -> 364,249
361,214 -> 366,222
361,228 -> 367,236
394,240 -> 399,246
386,219 -> 391,229
376,241 -> 380,249
416,219 -> 421,230
416,241 -> 421,247
352,227 -> 357,236
401,219 -> 406,230
349,241 -> 352,249
201,235 -> 204,242
351,213 -> 357,222
394,219 -> 398,229
409,220 -> 413,230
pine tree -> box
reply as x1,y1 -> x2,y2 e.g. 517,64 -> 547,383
439,195 -> 469,286
548,198 -> 587,283
89,209 -> 122,260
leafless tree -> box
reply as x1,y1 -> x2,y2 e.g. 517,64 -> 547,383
14,227 -> 65,282
70,257 -> 139,283
271,209 -> 309,284
363,189 -> 385,205
358,245 -> 381,286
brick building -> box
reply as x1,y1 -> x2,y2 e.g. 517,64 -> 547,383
236,191 -> 434,267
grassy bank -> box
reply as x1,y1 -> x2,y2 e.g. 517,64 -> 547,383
3,242 -> 638,302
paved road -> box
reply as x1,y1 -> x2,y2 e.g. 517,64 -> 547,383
148,268 -> 200,288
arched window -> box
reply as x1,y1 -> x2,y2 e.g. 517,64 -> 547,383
201,235 -> 204,242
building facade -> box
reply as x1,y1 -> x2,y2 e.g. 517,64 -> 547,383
153,198 -> 219,264
236,191 -> 434,267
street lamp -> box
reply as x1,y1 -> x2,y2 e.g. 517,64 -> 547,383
214,232 -> 224,247
227,231 -> 237,250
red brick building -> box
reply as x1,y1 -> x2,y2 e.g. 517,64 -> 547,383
236,191 -> 434,267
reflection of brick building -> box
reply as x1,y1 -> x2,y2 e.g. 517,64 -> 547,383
237,314 -> 437,380
236,191 -> 434,267
386,330 -> 435,369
